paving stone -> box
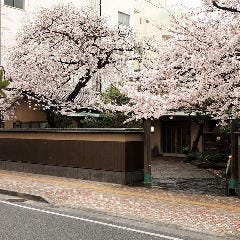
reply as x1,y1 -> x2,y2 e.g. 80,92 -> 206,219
5,161 -> 23,172
151,157 -> 226,195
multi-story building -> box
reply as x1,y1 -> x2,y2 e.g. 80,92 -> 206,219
133,0 -> 170,41
1,0 -> 174,64
0,0 -> 135,62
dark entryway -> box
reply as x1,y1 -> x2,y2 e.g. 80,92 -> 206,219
162,120 -> 191,155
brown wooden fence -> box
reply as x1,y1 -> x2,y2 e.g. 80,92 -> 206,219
0,128 -> 144,184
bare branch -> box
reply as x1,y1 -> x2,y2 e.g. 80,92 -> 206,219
212,1 -> 240,13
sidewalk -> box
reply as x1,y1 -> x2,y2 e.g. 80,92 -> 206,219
0,169 -> 239,239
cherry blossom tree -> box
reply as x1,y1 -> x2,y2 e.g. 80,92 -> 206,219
109,1 -> 240,119
106,0 -> 240,150
165,0 -> 240,150
3,4 -> 134,125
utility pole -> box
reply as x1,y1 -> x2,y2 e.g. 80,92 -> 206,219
99,0 -> 102,16
98,0 -> 102,93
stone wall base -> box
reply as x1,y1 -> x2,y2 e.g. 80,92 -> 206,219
0,160 -> 143,185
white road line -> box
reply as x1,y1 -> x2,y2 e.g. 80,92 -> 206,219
0,200 -> 184,240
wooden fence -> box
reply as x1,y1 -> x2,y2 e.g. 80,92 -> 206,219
0,128 -> 144,184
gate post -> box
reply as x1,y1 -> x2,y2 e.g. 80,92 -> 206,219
229,119 -> 238,195
144,119 -> 152,185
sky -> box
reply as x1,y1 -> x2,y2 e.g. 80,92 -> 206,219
167,0 -> 203,9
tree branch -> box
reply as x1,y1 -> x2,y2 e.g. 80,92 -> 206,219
212,1 -> 240,13
66,69 -> 91,101
52,30 -> 80,44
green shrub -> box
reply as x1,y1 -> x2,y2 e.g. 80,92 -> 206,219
181,147 -> 200,162
80,112 -> 142,128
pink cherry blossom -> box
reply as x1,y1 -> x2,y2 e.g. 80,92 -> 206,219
108,0 -> 240,122
3,4 -> 134,118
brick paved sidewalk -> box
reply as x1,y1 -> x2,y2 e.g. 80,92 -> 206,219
0,170 -> 239,239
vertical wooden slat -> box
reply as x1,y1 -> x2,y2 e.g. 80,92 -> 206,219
0,134 -> 143,172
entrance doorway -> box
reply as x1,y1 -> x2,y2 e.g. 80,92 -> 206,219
162,121 -> 191,156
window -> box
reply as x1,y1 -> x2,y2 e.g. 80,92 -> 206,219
118,11 -> 130,26
162,35 -> 172,41
13,121 -> 48,128
4,0 -> 24,10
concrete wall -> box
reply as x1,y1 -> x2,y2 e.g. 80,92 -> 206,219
14,102 -> 46,122
150,120 -> 161,154
101,0 -> 134,27
134,0 -> 168,40
4,102 -> 47,129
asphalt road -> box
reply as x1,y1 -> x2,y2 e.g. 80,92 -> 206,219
0,195 -> 230,240
0,199 -> 184,240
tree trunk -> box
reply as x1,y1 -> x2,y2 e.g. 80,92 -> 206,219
66,70 -> 91,102
191,122 -> 205,152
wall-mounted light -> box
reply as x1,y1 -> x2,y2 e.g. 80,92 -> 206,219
151,126 -> 155,133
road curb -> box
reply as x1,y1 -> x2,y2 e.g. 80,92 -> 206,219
0,189 -> 49,203
56,205 -> 238,240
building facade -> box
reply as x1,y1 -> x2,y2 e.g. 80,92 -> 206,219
134,0 -> 169,40
1,0 -> 135,59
